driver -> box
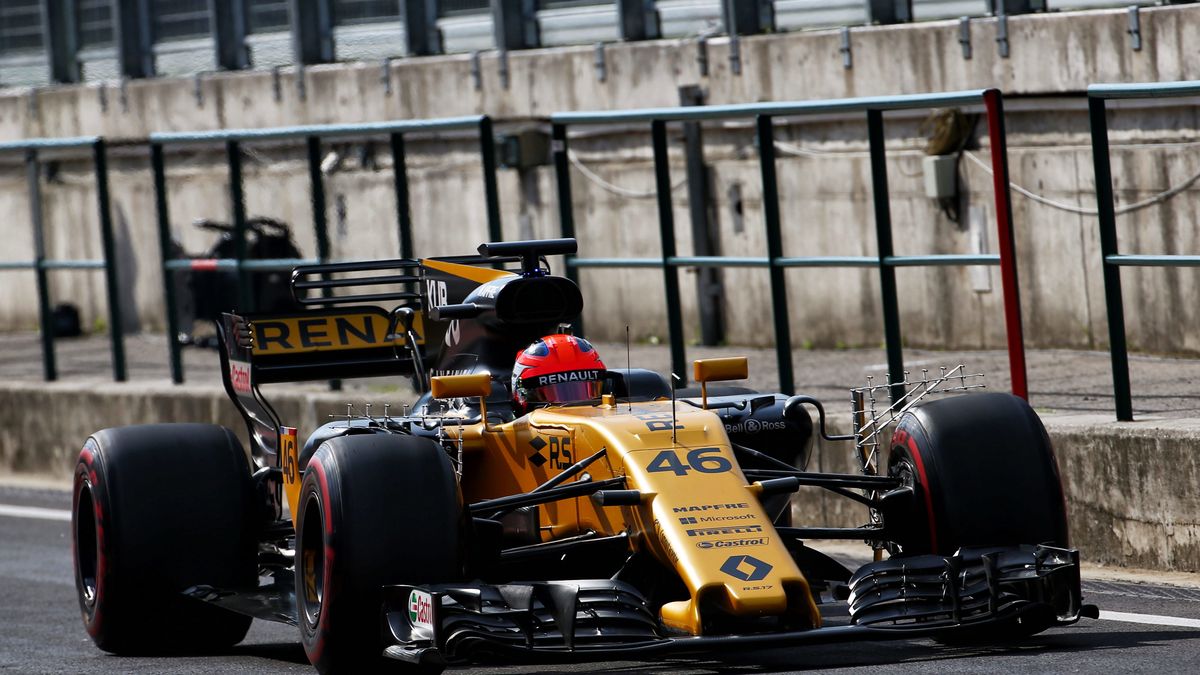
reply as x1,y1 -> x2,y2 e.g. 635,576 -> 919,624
512,334 -> 606,410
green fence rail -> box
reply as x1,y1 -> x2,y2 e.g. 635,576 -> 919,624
1087,80 -> 1200,421
148,115 -> 502,384
0,135 -> 126,382
551,89 -> 1026,402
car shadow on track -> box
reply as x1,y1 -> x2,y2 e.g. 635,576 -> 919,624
454,628 -> 1200,674
229,641 -> 310,665
668,629 -> 1200,673
205,628 -> 1200,674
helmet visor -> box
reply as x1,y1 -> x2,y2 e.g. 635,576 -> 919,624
525,380 -> 604,405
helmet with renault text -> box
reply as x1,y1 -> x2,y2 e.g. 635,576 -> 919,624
512,334 -> 606,409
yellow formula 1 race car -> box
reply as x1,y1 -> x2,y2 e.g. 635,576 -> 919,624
71,238 -> 1096,674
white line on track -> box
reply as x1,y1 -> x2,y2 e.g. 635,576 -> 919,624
1099,610 -> 1200,629
0,504 -> 71,522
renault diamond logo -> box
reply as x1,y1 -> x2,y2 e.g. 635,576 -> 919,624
720,555 -> 772,582
528,436 -> 548,466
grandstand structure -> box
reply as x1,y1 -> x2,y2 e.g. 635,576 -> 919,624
0,1 -> 1179,88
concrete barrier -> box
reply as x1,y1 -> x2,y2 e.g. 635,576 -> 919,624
1,381 -> 1195,573
1047,414 -> 1200,572
0,380 -> 414,478
794,413 -> 1200,573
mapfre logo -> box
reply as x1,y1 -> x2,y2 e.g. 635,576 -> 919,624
673,503 -> 748,513
228,361 -> 251,394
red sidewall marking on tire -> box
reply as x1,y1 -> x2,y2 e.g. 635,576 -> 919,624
904,434 -> 939,554
304,458 -> 335,666
75,444 -> 108,638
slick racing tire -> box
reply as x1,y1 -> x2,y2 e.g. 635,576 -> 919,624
886,392 -> 1069,556
296,434 -> 463,674
72,424 -> 256,654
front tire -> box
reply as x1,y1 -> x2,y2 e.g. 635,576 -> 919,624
72,424 -> 257,654
885,393 -> 1069,640
886,392 -> 1068,556
296,434 -> 463,674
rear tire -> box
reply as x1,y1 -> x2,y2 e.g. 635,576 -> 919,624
72,424 -> 257,654
886,392 -> 1068,556
296,434 -> 462,674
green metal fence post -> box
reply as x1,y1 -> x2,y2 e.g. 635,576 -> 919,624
550,90 -> 1026,400
307,136 -> 331,266
756,115 -> 795,395
651,120 -> 688,384
390,133 -> 414,259
479,116 -> 503,244
305,134 -> 342,391
152,143 -> 184,384
26,150 -> 56,381
1089,96 -> 1133,421
144,115 -> 490,381
551,123 -> 584,336
866,110 -> 905,403
93,139 -> 127,381
226,140 -> 252,311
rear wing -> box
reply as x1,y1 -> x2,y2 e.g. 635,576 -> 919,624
214,240 -> 578,461
215,305 -> 424,467
213,255 -> 504,456
222,305 -> 423,383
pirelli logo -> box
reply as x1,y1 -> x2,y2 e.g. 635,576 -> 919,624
685,524 -> 764,537
250,307 -> 422,356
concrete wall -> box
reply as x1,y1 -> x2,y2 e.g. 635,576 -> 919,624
5,7 -> 1200,137
1,6 -> 1200,353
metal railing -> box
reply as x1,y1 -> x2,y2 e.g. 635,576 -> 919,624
1087,79 -> 1200,421
0,136 -> 126,381
149,115 -> 502,384
551,89 -> 1027,402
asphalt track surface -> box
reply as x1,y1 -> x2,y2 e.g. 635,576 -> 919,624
5,483 -> 1200,674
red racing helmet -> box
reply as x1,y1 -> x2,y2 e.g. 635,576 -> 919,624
512,334 -> 606,408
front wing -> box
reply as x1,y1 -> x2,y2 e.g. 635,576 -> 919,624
379,545 -> 1096,667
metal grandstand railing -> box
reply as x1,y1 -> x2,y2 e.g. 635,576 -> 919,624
149,115 -> 502,384
0,136 -> 126,382
551,88 -> 1028,402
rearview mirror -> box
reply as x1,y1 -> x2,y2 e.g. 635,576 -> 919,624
392,306 -> 415,334
692,357 -> 749,409
430,373 -> 492,400
430,373 -> 494,430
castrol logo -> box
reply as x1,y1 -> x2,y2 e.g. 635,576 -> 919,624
228,361 -> 252,394
408,590 -> 434,631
